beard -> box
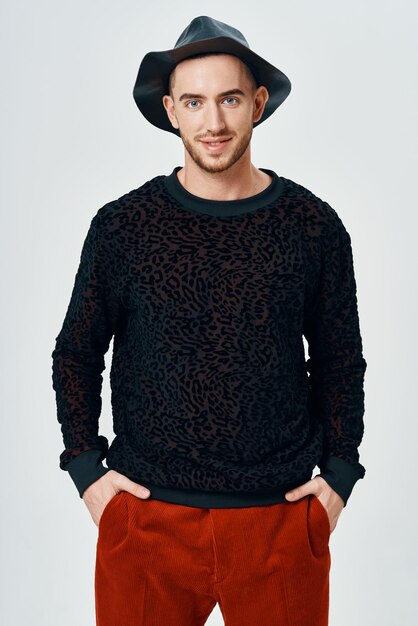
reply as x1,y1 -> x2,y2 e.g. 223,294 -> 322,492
179,124 -> 253,174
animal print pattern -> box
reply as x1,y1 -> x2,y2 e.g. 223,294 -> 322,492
51,168 -> 367,498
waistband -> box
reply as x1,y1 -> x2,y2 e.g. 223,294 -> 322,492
137,474 -> 313,509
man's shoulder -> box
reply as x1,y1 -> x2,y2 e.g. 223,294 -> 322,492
93,172 -> 165,226
281,175 -> 347,237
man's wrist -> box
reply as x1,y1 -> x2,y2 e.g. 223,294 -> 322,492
317,455 -> 366,507
65,449 -> 111,498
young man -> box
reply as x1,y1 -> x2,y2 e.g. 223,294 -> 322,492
51,15 -> 367,626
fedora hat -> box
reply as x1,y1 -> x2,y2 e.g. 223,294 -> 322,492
132,15 -> 291,136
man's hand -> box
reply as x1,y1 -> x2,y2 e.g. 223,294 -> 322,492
285,475 -> 344,533
82,470 -> 152,527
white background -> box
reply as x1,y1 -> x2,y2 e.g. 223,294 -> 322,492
1,1 -> 417,624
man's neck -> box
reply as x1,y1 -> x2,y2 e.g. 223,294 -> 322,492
176,161 -> 273,202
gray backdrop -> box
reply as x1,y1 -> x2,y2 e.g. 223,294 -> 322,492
1,0 -> 417,624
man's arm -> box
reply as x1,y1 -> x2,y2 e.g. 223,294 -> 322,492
51,210 -> 125,498
303,206 -> 367,507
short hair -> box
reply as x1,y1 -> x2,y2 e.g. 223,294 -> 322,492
168,52 -> 258,98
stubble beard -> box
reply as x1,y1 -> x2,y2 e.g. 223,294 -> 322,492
179,124 -> 253,174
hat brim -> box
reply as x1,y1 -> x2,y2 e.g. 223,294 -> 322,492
132,36 -> 291,136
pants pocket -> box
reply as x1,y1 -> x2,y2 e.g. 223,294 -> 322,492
306,494 -> 330,558
97,492 -> 129,549
313,495 -> 331,535
98,493 -> 120,532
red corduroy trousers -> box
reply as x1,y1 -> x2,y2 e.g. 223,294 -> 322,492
95,491 -> 331,625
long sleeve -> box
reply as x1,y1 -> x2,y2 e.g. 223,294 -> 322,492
51,211 -> 125,498
303,208 -> 367,507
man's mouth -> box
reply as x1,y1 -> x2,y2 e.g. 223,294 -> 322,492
200,138 -> 232,151
201,138 -> 231,145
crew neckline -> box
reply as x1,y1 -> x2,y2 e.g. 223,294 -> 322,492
162,166 -> 286,217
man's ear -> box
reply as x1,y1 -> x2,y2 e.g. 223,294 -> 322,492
162,95 -> 179,130
253,86 -> 269,124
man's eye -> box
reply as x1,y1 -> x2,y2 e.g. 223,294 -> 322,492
186,97 -> 238,108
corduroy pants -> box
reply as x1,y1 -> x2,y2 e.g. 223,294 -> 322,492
95,491 -> 331,625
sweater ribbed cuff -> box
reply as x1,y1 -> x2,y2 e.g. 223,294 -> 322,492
64,449 -> 111,498
316,455 -> 366,507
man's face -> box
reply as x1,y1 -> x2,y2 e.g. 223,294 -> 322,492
162,54 -> 268,174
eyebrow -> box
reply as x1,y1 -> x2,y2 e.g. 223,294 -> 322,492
178,89 -> 246,102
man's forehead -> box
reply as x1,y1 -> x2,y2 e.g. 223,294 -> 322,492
172,61 -> 252,96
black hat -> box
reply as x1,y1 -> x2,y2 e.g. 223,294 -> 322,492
132,15 -> 291,137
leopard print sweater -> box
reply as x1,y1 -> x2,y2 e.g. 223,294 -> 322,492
51,166 -> 367,508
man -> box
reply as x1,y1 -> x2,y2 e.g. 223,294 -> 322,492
51,15 -> 367,626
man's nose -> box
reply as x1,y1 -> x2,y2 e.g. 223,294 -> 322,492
204,102 -> 227,134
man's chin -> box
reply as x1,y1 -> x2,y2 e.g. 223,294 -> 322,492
196,158 -> 235,174
195,147 -> 237,173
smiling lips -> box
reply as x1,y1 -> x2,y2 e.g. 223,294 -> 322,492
200,138 -> 232,151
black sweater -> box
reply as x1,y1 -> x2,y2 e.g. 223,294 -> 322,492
51,166 -> 367,508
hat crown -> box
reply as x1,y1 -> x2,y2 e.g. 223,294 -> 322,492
174,15 -> 250,50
